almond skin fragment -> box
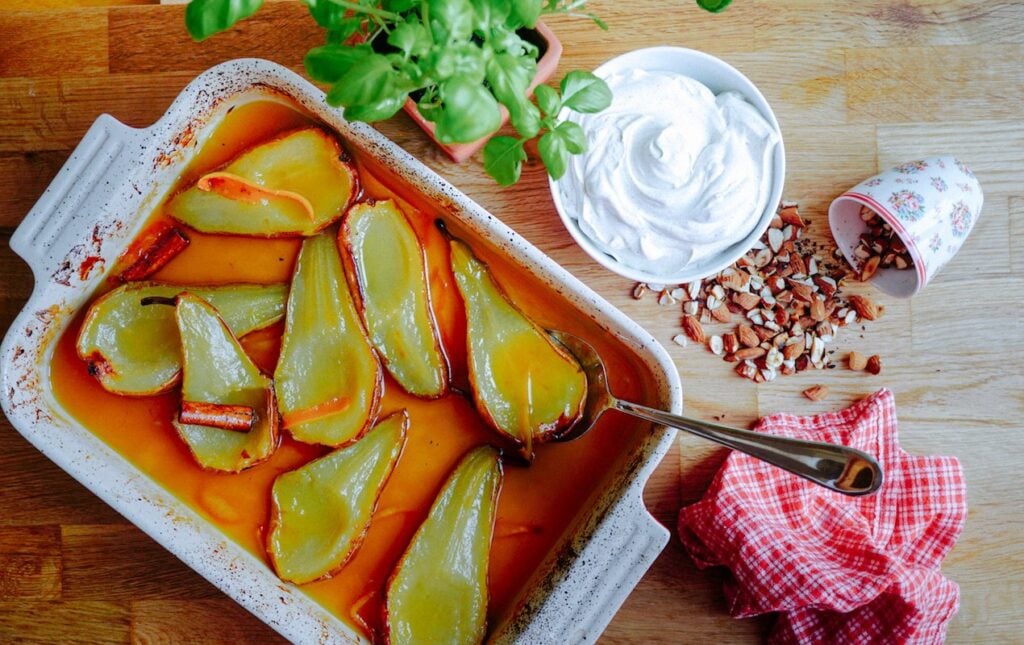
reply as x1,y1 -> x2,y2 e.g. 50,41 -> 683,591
783,337 -> 805,360
866,354 -> 883,375
735,361 -> 758,379
733,292 -> 761,311
790,282 -> 814,303
803,385 -> 829,401
737,324 -> 760,348
848,295 -> 880,321
809,296 -> 827,322
734,347 -> 767,360
682,315 -> 705,344
778,206 -> 805,228
848,351 -> 868,371
722,333 -> 740,355
860,255 -> 881,281
711,305 -> 732,323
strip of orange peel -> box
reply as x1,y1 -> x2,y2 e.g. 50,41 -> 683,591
197,171 -> 316,221
281,396 -> 352,428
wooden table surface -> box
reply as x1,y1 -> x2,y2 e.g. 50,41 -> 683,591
2,1 -> 1022,642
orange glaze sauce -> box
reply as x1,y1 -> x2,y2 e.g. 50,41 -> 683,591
49,99 -> 659,641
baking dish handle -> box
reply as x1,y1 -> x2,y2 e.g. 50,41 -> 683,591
10,114 -> 142,286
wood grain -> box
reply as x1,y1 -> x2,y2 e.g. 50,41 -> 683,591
0,10 -> 108,78
1,0 -> 1023,643
0,526 -> 62,600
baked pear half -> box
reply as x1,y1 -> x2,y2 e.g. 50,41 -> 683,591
267,410 -> 408,585
76,282 -> 287,396
384,445 -> 502,645
341,200 -> 448,399
167,128 -> 357,237
449,240 -> 586,459
275,233 -> 382,447
171,293 -> 278,472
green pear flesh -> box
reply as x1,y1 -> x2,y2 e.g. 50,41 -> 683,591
172,293 -> 278,472
167,128 -> 357,237
384,445 -> 502,645
76,282 -> 287,396
267,410 -> 408,585
341,200 -> 448,399
275,233 -> 382,446
449,240 -> 586,458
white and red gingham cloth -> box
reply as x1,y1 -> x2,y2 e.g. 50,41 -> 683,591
678,389 -> 966,644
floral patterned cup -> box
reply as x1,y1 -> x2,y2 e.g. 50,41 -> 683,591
828,156 -> 983,297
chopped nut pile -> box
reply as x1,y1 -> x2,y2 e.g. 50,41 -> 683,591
853,205 -> 914,281
636,203 -> 885,386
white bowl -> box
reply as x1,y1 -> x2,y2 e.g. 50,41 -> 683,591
0,59 -> 681,643
550,46 -> 786,285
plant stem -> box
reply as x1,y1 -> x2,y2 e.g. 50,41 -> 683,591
324,0 -> 401,21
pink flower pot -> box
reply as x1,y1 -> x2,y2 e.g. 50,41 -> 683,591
404,20 -> 563,163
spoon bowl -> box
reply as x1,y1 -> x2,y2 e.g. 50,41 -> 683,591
550,330 -> 883,496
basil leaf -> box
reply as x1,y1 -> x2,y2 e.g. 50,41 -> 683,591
305,0 -> 346,30
697,0 -> 733,12
434,77 -> 501,143
538,129 -> 569,180
553,120 -> 586,154
429,0 -> 474,42
508,0 -> 541,28
304,44 -> 372,84
485,54 -> 537,136
185,0 -> 263,41
469,0 -> 510,32
489,24 -> 535,58
485,53 -> 534,107
388,21 -> 431,58
560,71 -> 612,113
385,0 -> 417,11
326,53 -> 406,118
508,102 -> 541,139
341,96 -> 407,122
325,20 -> 364,44
483,136 -> 526,186
534,84 -> 560,117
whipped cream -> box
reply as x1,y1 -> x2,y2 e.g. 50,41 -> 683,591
559,69 -> 779,276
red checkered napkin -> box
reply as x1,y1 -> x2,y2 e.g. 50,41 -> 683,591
678,389 -> 966,644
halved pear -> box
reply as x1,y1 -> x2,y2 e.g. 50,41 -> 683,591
167,128 -> 358,237
449,240 -> 586,459
340,199 -> 448,399
267,410 -> 408,585
172,293 -> 278,472
275,233 -> 382,446
384,445 -> 502,645
76,282 -> 287,396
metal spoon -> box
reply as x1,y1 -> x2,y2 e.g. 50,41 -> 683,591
549,330 -> 883,496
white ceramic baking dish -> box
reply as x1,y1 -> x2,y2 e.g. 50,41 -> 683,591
0,59 -> 681,643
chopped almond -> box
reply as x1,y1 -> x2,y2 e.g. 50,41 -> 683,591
866,355 -> 883,375
802,385 -> 829,401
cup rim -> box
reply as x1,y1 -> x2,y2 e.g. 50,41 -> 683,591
829,193 -> 928,297
549,46 -> 786,285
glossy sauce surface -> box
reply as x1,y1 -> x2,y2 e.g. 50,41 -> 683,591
49,99 -> 657,640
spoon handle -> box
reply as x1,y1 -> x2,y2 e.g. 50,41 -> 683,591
614,400 -> 883,496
